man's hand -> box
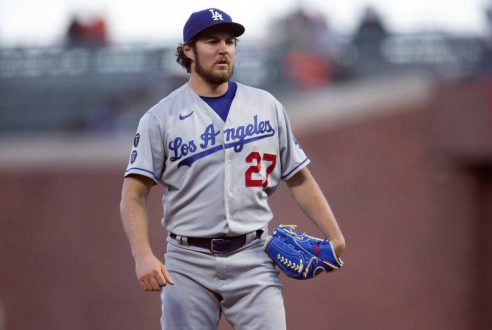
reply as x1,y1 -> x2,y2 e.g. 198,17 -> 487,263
330,238 -> 345,258
135,253 -> 174,291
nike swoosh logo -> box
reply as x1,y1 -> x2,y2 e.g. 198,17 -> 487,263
179,112 -> 194,120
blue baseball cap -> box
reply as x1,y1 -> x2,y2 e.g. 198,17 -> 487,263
183,8 -> 245,43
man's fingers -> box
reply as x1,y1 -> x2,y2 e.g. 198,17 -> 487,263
138,278 -> 147,290
135,258 -> 173,291
148,276 -> 161,291
140,277 -> 153,291
155,269 -> 167,287
139,273 -> 163,291
162,266 -> 174,285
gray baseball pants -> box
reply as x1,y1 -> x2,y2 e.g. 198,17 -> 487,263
161,234 -> 286,330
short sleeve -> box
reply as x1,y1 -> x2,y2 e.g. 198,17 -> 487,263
124,112 -> 165,184
277,105 -> 310,180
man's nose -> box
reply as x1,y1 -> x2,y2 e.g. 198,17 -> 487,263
217,40 -> 229,53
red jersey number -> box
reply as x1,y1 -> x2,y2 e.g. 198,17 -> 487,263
245,152 -> 277,188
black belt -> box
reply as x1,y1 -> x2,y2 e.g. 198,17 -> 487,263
170,230 -> 263,253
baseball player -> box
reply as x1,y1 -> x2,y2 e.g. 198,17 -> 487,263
120,8 -> 345,330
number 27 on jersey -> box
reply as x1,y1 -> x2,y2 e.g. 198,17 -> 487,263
245,152 -> 277,188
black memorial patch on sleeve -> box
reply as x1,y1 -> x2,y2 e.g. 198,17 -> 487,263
134,133 -> 140,147
130,150 -> 138,164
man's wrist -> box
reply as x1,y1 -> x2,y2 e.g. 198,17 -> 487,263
132,246 -> 153,260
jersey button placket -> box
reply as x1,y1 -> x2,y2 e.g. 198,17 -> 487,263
223,150 -> 233,223
227,159 -> 233,193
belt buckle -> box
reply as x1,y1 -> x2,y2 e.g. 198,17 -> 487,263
211,238 -> 227,253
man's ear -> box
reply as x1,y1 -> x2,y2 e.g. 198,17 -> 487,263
183,43 -> 195,61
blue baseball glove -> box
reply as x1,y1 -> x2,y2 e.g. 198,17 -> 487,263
263,225 -> 343,280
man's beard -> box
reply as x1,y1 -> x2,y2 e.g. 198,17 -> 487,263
194,53 -> 234,85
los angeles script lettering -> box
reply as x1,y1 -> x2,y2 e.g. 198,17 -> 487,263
169,115 -> 274,162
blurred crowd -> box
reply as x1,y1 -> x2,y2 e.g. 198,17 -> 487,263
49,4 -> 492,86
65,14 -> 109,48
1,4 -> 491,135
264,5 -> 389,89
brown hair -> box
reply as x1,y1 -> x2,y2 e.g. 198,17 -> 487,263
176,40 -> 196,73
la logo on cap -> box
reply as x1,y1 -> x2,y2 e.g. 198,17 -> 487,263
209,9 -> 224,21
182,8 -> 245,42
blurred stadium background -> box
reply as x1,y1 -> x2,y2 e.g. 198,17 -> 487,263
1,1 -> 492,329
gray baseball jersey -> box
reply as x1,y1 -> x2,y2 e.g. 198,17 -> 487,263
125,82 -> 309,237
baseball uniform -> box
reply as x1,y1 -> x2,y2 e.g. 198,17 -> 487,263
124,82 -> 309,329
